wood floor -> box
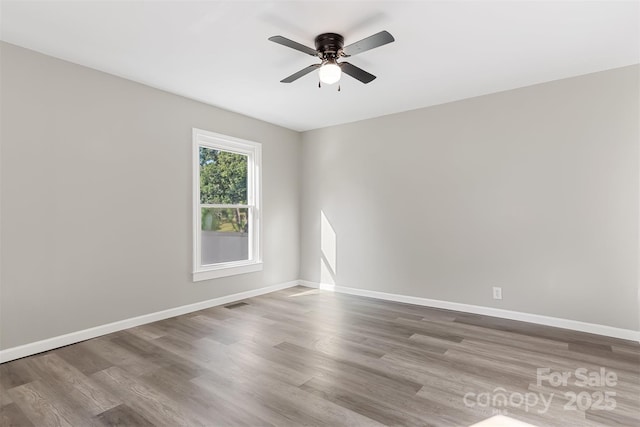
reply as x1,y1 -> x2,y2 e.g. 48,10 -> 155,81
1,286 -> 638,426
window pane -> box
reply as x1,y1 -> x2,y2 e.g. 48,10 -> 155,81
201,207 -> 249,265
199,147 -> 248,204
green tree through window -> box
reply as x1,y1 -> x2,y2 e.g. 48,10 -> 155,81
200,147 -> 248,233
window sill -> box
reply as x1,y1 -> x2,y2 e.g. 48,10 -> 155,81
193,262 -> 263,282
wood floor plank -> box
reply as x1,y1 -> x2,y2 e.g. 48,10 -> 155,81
414,318 -> 571,352
92,366 -> 209,426
79,337 -> 161,377
585,408 -> 640,426
28,354 -> 120,415
8,380 -> 96,427
304,366 -> 479,426
227,339 -> 319,385
94,404 -> 154,427
125,323 -> 167,341
196,370 -> 385,427
139,366 -> 270,426
0,359 -> 39,390
191,371 -> 311,427
110,331 -> 205,372
300,376 -> 426,427
225,340 -> 315,387
275,341 -> 425,394
0,384 -> 13,407
0,402 -> 34,427
53,344 -> 114,375
453,313 -> 633,349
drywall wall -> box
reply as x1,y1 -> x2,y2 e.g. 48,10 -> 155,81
301,65 -> 639,331
0,42 -> 300,349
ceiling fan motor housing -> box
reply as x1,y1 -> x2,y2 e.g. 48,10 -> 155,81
315,33 -> 344,59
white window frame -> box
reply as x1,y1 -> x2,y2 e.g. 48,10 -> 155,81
192,128 -> 262,281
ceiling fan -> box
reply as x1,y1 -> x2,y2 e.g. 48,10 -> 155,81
268,31 -> 395,87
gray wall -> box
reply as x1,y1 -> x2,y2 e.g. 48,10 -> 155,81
0,42 -> 300,349
300,65 -> 639,331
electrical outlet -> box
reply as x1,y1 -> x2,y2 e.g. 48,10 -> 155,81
492,286 -> 503,300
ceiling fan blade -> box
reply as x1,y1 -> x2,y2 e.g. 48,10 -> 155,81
268,36 -> 318,57
339,62 -> 376,84
342,30 -> 395,56
280,64 -> 321,83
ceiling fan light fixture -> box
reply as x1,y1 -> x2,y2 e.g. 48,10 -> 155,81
269,30 -> 394,85
318,60 -> 341,85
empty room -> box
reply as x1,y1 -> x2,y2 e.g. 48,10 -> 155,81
0,1 -> 638,426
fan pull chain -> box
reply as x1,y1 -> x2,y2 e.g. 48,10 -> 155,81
338,85 -> 341,92
318,81 -> 321,88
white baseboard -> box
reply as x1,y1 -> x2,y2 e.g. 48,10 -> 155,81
0,280 -> 299,363
299,280 -> 640,342
3,279 -> 637,363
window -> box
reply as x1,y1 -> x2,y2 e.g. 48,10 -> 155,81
193,128 -> 262,281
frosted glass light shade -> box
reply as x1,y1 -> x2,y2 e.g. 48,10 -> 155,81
319,62 -> 341,85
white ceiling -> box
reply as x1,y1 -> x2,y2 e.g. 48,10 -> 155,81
1,1 -> 638,131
